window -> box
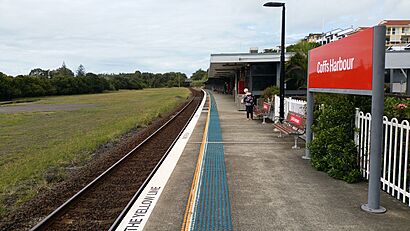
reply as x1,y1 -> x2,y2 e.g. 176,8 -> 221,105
252,75 -> 276,91
250,63 -> 275,76
250,63 -> 277,92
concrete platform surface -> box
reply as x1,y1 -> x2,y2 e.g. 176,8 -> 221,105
145,92 -> 410,231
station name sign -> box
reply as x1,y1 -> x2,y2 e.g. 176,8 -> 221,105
305,25 -> 387,212
316,57 -> 355,74
308,27 -> 374,95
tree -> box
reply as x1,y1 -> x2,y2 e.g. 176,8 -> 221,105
76,64 -> 86,77
0,72 -> 19,100
175,72 -> 187,87
29,68 -> 49,78
190,69 -> 207,80
51,62 -> 74,78
13,75 -> 49,97
285,41 -> 320,89
162,72 -> 187,87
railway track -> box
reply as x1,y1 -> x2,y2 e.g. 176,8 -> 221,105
30,89 -> 204,231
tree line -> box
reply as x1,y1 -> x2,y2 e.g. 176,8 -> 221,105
0,63 -> 188,100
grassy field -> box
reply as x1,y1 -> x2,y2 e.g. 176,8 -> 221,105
0,88 -> 190,215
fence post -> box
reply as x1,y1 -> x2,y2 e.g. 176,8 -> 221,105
284,98 -> 289,119
354,108 -> 360,147
274,95 -> 279,121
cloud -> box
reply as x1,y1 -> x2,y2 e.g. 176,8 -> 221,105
0,0 -> 408,76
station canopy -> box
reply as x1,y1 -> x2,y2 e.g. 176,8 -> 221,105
386,51 -> 410,69
208,52 -> 293,79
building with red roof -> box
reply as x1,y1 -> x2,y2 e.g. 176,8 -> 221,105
379,20 -> 410,47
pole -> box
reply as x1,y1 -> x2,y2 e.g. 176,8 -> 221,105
303,91 -> 314,159
361,25 -> 386,213
279,5 -> 285,123
303,53 -> 313,159
407,70 -> 410,95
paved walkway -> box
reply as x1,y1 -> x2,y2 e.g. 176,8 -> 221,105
146,92 -> 410,231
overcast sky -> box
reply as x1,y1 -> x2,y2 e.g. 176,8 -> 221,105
0,0 -> 409,77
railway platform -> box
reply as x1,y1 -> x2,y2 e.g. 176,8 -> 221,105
140,92 -> 410,230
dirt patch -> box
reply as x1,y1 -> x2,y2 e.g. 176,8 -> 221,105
0,104 -> 96,114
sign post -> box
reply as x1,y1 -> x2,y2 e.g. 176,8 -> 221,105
305,25 -> 386,213
303,89 -> 313,159
361,25 -> 386,213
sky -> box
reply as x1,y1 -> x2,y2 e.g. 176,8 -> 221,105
0,0 -> 409,77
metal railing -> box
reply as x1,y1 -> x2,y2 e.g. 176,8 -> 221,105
355,109 -> 410,206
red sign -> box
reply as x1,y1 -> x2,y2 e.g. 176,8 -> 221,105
308,28 -> 374,92
289,114 -> 303,126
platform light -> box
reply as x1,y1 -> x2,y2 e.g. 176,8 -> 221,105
264,2 -> 285,123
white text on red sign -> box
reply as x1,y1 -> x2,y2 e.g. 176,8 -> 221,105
317,57 -> 355,74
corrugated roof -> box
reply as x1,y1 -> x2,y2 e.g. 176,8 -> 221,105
379,20 -> 410,26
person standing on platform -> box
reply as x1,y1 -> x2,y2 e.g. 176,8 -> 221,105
243,90 -> 255,120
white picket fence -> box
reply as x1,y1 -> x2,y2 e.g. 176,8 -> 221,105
272,97 -> 410,206
355,110 -> 410,206
273,95 -> 306,120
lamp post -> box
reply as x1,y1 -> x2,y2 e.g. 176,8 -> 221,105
264,2 -> 285,123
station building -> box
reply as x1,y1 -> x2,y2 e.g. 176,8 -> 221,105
206,44 -> 410,110
207,48 -> 294,104
386,50 -> 410,94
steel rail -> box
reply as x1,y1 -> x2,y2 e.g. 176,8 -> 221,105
30,90 -> 203,231
108,89 -> 204,230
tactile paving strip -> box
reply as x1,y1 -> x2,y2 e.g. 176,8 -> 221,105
191,92 -> 232,231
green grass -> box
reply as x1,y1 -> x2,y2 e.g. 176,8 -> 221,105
0,88 -> 190,215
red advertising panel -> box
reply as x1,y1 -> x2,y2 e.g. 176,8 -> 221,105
308,27 -> 374,93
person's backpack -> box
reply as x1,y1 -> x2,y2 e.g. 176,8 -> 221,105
248,96 -> 254,104
245,95 -> 254,106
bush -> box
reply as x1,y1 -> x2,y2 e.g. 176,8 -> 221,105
261,86 -> 279,101
310,94 -> 367,183
310,94 -> 410,183
384,96 -> 410,120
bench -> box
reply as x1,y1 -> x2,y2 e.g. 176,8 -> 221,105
254,102 -> 271,123
273,112 -> 306,149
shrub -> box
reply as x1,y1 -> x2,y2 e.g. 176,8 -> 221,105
310,94 -> 368,183
261,86 -> 279,101
384,96 -> 410,120
310,94 -> 410,183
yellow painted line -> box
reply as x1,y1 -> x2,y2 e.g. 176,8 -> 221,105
181,94 -> 210,231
